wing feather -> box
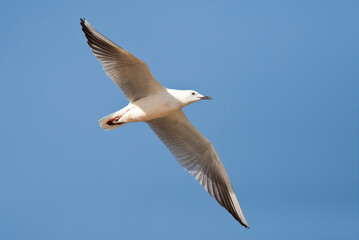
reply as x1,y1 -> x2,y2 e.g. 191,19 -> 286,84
80,18 -> 165,102
148,110 -> 249,228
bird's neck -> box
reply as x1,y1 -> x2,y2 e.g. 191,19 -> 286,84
166,89 -> 190,107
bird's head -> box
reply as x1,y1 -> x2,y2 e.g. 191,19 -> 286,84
169,89 -> 213,107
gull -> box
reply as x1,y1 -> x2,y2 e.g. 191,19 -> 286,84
80,18 -> 249,228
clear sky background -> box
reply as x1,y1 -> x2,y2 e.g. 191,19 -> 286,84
0,1 -> 358,239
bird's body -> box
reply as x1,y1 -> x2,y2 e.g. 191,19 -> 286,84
99,89 -> 205,129
80,18 -> 249,228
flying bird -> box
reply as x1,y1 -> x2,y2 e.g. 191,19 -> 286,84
80,18 -> 249,228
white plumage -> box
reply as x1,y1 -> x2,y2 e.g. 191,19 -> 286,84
81,18 -> 249,228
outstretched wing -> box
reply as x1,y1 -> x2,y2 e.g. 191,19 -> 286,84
147,110 -> 249,228
80,18 -> 165,102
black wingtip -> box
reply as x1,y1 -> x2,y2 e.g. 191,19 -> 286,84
233,212 -> 250,229
80,18 -> 86,26
239,219 -> 250,229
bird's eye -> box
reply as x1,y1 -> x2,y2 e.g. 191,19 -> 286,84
192,92 -> 195,95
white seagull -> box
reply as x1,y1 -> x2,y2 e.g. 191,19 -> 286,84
80,18 -> 249,228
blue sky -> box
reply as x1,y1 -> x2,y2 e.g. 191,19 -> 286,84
1,0 -> 358,239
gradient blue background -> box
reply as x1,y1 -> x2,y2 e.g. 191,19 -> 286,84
1,1 -> 358,239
